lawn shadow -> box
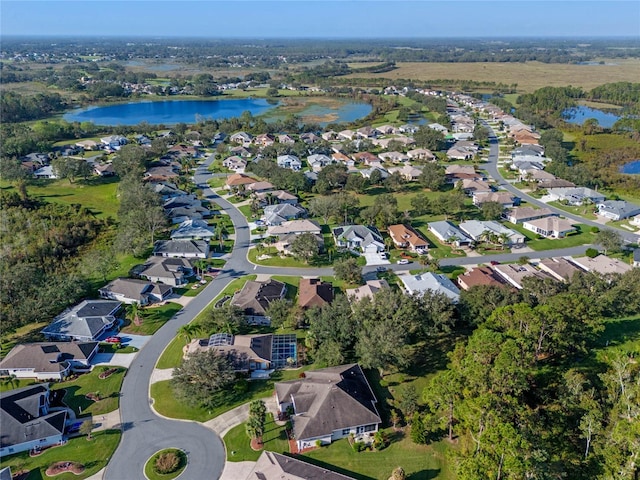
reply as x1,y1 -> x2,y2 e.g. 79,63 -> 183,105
408,469 -> 441,480
595,317 -> 640,348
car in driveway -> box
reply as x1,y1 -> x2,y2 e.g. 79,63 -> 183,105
104,336 -> 122,344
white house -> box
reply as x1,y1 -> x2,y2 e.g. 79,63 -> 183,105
399,272 -> 461,302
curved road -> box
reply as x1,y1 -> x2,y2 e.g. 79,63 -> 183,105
107,131 -> 625,478
105,157 -> 331,480
481,120 -> 639,244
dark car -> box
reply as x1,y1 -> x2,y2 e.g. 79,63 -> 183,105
490,260 -> 500,265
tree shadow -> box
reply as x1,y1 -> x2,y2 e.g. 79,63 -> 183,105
408,470 -> 441,480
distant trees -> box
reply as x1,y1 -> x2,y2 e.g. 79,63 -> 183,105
418,163 -> 446,191
289,232 -> 320,263
413,126 -> 445,151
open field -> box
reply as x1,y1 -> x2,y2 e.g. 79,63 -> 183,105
344,59 -> 640,92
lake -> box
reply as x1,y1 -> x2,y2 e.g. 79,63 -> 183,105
562,105 -> 622,128
63,98 -> 372,126
619,160 -> 640,174
63,99 -> 277,126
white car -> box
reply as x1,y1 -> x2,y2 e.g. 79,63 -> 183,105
397,259 -> 410,265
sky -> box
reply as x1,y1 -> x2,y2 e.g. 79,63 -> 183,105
1,1 -> 639,38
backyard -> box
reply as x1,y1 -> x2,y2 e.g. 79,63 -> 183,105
224,413 -> 289,462
51,367 -> 126,417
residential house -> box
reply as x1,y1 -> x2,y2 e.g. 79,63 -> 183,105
144,164 -> 179,181
331,151 -> 354,167
597,200 -> 640,221
546,187 -> 605,206
407,148 -> 436,162
353,152 -> 382,167
222,156 -> 247,173
246,181 -> 275,193
512,145 -> 545,157
245,451 -> 356,480
373,136 -> 415,149
255,134 -> 275,147
322,131 -> 338,141
505,207 -> 557,224
153,239 -> 209,258
255,190 -> 298,206
522,216 -> 576,238
185,332 -> 297,372
457,267 -> 506,291
298,278 -> 334,309
378,151 -> 409,164
399,272 -> 461,302
332,225 -> 385,253
100,135 -> 127,150
387,165 -> 423,181
273,232 -> 325,257
300,133 -> 320,144
0,384 -> 67,457
461,178 -> 493,195
359,166 -> 389,180
570,255 -> 632,275
229,146 -> 252,158
307,154 -> 333,172
263,204 -> 306,226
99,277 -> 172,305
41,300 -> 121,342
276,154 -> 302,171
171,219 -> 215,241
356,126 -> 378,139
428,221 -> 472,247
537,178 -> 577,189
33,165 -> 57,179
152,182 -> 187,201
76,139 -> 99,150
388,224 -> 428,252
537,258 -> 583,282
447,145 -> 476,161
275,364 -> 381,450
0,342 -> 99,381
459,220 -> 526,247
375,125 -> 398,135
139,257 -> 193,287
94,163 -> 115,177
427,123 -> 449,134
519,169 -> 556,183
267,219 -> 322,236
225,173 -> 258,191
230,132 -> 253,145
231,279 -> 287,325
345,279 -> 389,302
278,134 -> 296,144
338,129 -> 356,141
445,165 -> 484,184
493,263 -> 554,289
630,215 -> 640,227
473,191 -> 518,208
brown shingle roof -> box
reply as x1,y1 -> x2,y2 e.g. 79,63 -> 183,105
298,278 -> 334,309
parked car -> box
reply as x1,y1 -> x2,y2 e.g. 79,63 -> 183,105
490,260 -> 501,265
376,266 -> 387,272
104,336 -> 122,344
397,259 -> 410,265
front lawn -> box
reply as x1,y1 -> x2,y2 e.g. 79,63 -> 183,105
547,201 -> 598,220
224,413 -> 289,462
302,433 -> 455,480
51,367 -> 126,417
120,302 -> 183,336
0,429 -> 122,480
505,222 -> 595,251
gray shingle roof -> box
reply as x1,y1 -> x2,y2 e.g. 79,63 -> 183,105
0,342 -> 98,375
41,300 -> 121,340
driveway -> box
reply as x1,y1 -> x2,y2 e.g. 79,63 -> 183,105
92,353 -> 137,368
363,252 -> 390,266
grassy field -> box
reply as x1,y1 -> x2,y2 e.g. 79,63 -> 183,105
343,59 -> 640,92
1,176 -> 120,219
224,413 -> 289,462
51,367 -> 126,417
0,429 -> 122,480
302,433 -> 455,480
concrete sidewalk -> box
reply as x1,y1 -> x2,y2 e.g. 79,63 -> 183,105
150,368 -> 174,384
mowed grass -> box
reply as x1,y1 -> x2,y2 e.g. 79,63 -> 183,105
51,367 -> 127,417
120,302 -> 183,336
0,429 -> 122,480
224,413 -> 289,462
1,176 -> 120,219
302,433 -> 455,480
344,59 -> 640,92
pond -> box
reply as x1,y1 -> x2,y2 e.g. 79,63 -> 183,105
562,105 -> 622,128
63,99 -> 277,126
619,160 -> 640,175
63,98 -> 373,126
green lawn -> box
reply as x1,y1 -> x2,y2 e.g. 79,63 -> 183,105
144,448 -> 187,480
302,433 -> 455,480
121,302 -> 183,336
414,229 -> 466,260
1,176 -> 120,219
0,429 -> 122,480
547,201 -> 598,220
224,413 -> 289,462
1,322 -> 48,360
505,222 -> 595,251
51,367 -> 126,417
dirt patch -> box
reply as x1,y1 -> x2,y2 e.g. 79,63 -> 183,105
45,462 -> 85,476
99,368 -> 117,379
250,437 -> 263,451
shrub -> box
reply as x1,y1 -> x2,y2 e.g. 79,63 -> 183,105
154,451 -> 180,475
591,226 -> 600,234
585,247 -> 599,258
352,441 -> 366,452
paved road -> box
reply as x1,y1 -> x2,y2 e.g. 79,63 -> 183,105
106,157 -> 332,480
107,134 -> 613,479
481,120 -> 639,245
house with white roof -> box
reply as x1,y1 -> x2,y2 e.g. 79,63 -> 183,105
428,221 -> 472,247
170,219 -> 215,241
276,154 -> 302,171
332,225 -> 385,253
459,220 -> 526,246
522,216 -> 576,238
399,272 -> 460,302
307,154 -> 333,171
596,200 -> 640,221
546,187 -> 605,206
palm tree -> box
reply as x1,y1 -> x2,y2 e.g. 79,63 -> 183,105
128,302 -> 142,326
178,323 -> 203,344
498,232 -> 511,250
1,375 -> 18,390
